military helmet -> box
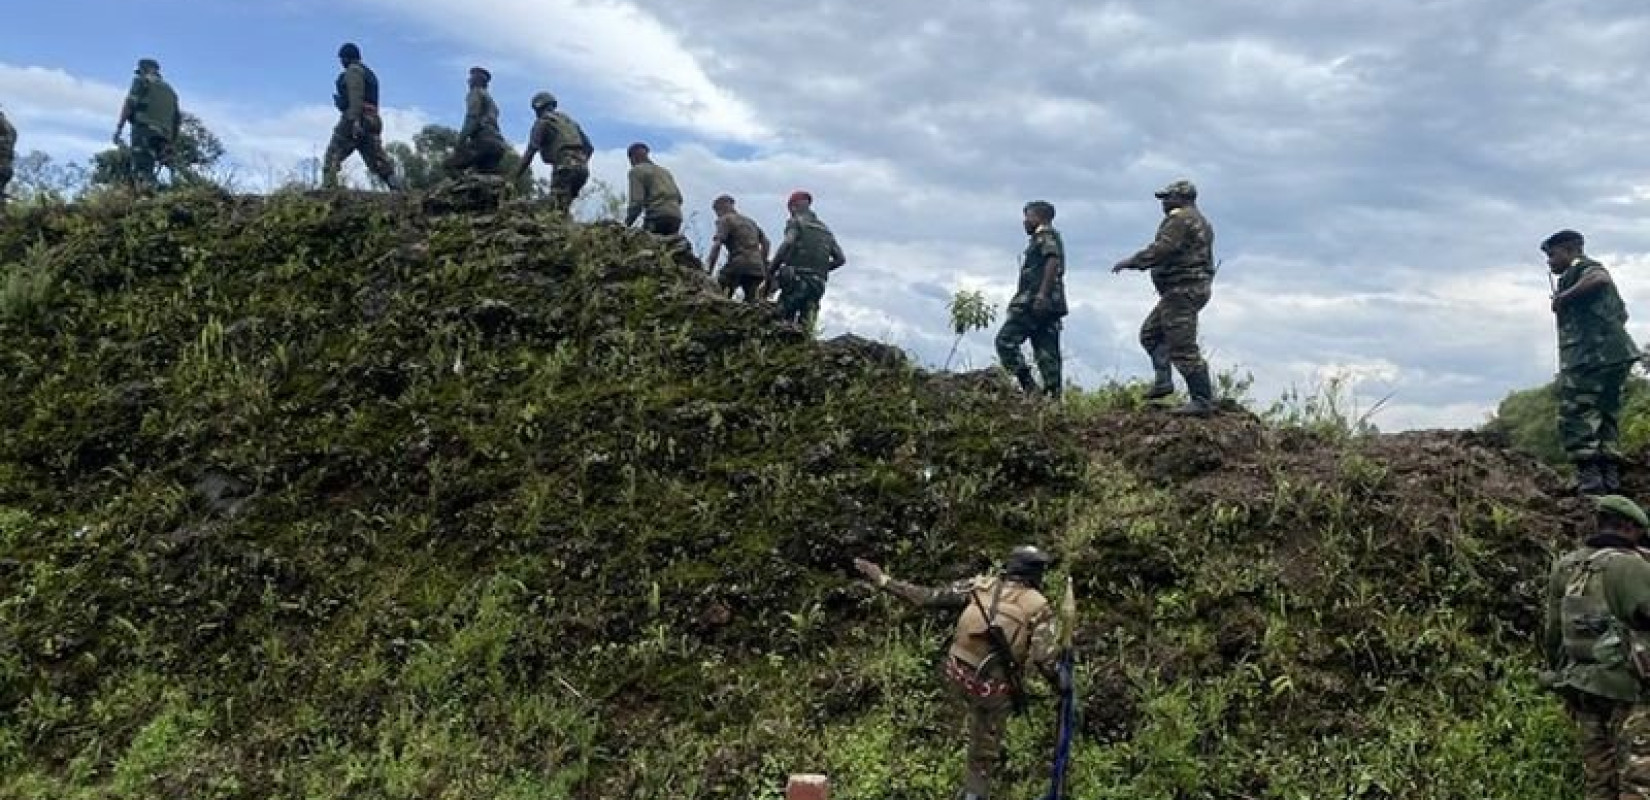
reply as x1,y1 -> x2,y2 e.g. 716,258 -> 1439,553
531,91 -> 558,111
338,42 -> 362,61
1004,545 -> 1055,578
1596,495 -> 1649,528
1154,179 -> 1198,200
136,58 -> 160,73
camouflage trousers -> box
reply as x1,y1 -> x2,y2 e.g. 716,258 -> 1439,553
778,269 -> 828,328
128,124 -> 172,191
996,309 -> 1062,397
322,115 -> 397,188
443,137 -> 506,177
548,165 -> 589,213
1559,361 -> 1634,461
1565,692 -> 1650,800
945,666 -> 1015,799
1140,281 -> 1211,371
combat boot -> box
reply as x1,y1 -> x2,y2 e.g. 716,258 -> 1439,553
1013,367 -> 1038,395
1575,459 -> 1606,495
1170,363 -> 1216,417
1146,346 -> 1174,400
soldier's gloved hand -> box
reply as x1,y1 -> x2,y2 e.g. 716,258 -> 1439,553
1111,260 -> 1131,274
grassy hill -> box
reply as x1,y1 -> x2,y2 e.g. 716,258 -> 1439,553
0,189 -> 1597,799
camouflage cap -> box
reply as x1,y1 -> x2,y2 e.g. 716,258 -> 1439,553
1155,178 -> 1194,198
1596,494 -> 1649,528
531,91 -> 557,110
1542,229 -> 1585,252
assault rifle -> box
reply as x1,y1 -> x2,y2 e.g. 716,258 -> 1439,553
970,587 -> 1027,715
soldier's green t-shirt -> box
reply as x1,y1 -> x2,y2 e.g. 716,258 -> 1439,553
529,111 -> 592,168
715,212 -> 768,276
1545,545 -> 1650,701
627,161 -> 683,222
1011,226 -> 1068,318
1557,257 -> 1641,372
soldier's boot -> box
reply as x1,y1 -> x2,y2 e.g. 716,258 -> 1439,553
1013,366 -> 1039,395
1170,363 -> 1216,417
1602,458 -> 1622,492
1146,346 -> 1175,400
1575,459 -> 1607,495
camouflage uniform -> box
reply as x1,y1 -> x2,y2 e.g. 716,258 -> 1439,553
446,84 -> 507,176
877,574 -> 1058,800
323,61 -> 399,189
526,107 -> 593,212
1545,527 -> 1650,799
1555,256 -> 1641,465
771,209 -> 845,328
1119,205 -> 1215,375
713,211 -> 770,302
0,109 -> 15,208
996,224 -> 1067,398
119,69 -> 180,190
627,160 -> 684,235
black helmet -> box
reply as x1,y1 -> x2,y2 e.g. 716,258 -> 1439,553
338,42 -> 362,61
1004,545 -> 1054,579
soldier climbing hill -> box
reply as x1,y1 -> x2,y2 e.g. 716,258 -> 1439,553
512,91 -> 592,213
997,200 -> 1067,400
112,58 -> 180,193
444,67 -> 507,178
322,43 -> 401,190
1113,179 -> 1218,416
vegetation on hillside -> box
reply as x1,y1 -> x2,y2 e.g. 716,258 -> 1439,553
0,190 -> 1603,799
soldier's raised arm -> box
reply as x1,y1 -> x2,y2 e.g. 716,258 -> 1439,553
852,558 -> 972,610
1115,211 -> 1192,273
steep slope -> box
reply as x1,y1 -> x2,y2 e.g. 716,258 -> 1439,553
0,190 -> 1593,799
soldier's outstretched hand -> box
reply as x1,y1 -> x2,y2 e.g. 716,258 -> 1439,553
852,558 -> 885,585
1111,260 -> 1130,274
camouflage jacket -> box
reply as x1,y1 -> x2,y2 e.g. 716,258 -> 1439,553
1556,257 -> 1641,372
1121,205 -> 1215,291
529,110 -> 592,168
1010,225 -> 1068,318
627,161 -> 684,222
715,212 -> 770,275
1544,537 -> 1650,701
124,74 -> 180,139
459,86 -> 504,145
776,210 -> 845,276
880,574 -> 1058,683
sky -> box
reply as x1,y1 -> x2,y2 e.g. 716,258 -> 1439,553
7,0 -> 1650,431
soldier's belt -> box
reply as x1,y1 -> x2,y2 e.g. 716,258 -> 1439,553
945,655 -> 1013,698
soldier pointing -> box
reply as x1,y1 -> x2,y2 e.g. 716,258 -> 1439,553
1113,179 -> 1218,415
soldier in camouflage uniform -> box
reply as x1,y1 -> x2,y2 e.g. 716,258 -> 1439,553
854,547 -> 1062,800
1546,230 -> 1642,494
112,58 -> 180,192
996,201 -> 1067,399
444,67 -> 507,177
769,191 -> 846,328
624,143 -> 684,235
0,105 -> 15,209
705,195 -> 771,303
1113,179 -> 1218,416
1544,494 -> 1650,800
322,43 -> 401,190
511,91 -> 593,213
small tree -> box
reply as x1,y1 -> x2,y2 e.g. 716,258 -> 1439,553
945,289 -> 997,370
10,151 -> 89,204
89,112 -> 225,188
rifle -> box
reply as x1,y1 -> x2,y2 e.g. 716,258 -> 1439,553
969,583 -> 1027,715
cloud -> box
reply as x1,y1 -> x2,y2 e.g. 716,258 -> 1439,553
340,0 -> 766,142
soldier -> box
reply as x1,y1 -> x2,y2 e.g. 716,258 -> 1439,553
444,67 -> 507,177
997,201 -> 1067,399
112,58 -> 180,192
1112,179 -> 1218,416
853,547 -> 1063,800
511,91 -> 592,213
768,191 -> 846,328
0,105 -> 15,209
1546,229 -> 1642,494
1543,494 -> 1650,800
322,43 -> 401,190
623,143 -> 684,235
705,195 -> 771,303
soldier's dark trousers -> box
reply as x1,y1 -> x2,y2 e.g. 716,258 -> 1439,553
128,124 -> 171,190
548,166 -> 589,213
1559,361 -> 1633,462
996,311 -> 1062,397
322,114 -> 397,189
645,216 -> 683,236
1140,282 -> 1212,376
718,268 -> 765,303
778,270 -> 828,329
1565,691 -> 1650,800
444,139 -> 506,176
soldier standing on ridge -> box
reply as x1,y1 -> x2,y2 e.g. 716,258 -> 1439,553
444,67 -> 507,177
112,58 -> 180,192
1112,179 -> 1218,416
853,548 -> 1063,800
1546,229 -> 1642,495
705,195 -> 771,303
511,91 -> 593,213
1543,494 -> 1650,800
623,143 -> 684,235
997,200 -> 1067,399
0,105 -> 15,209
768,191 -> 846,328
322,43 -> 401,190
